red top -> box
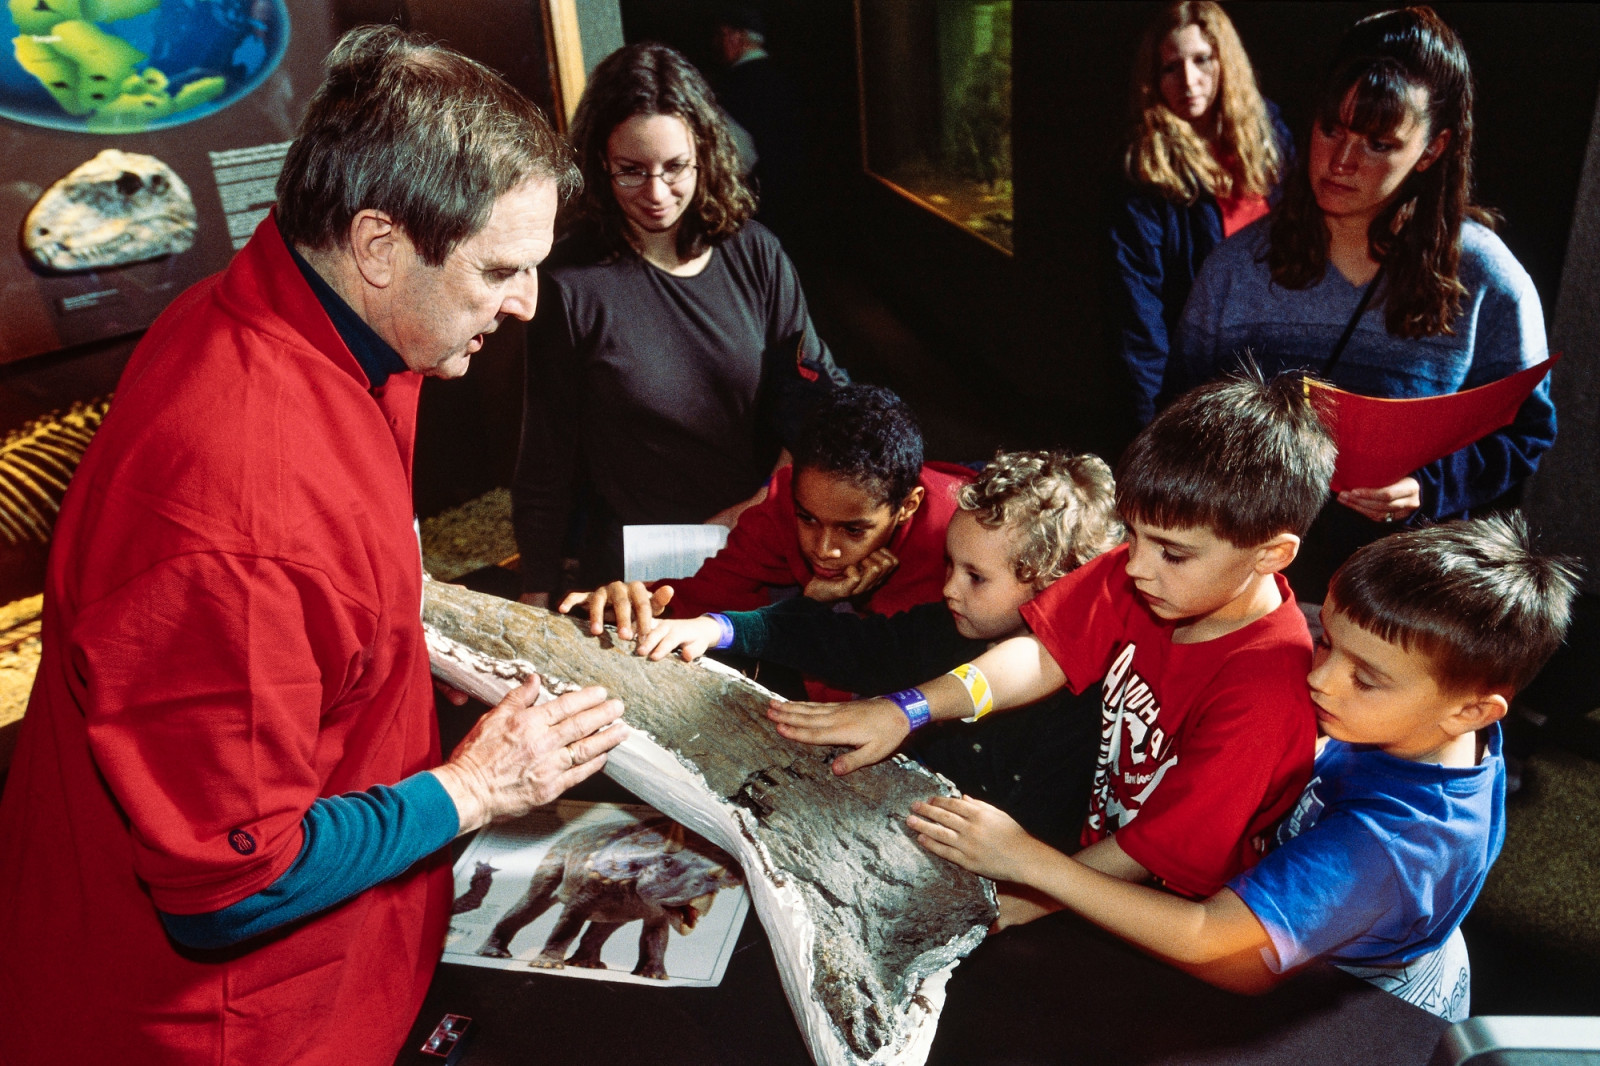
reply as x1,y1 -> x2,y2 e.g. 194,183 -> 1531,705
1217,187 -> 1270,237
0,218 -> 451,1065
663,461 -> 972,701
663,460 -> 970,619
1022,545 -> 1316,898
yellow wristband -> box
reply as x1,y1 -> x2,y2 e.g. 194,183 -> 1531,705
948,662 -> 994,722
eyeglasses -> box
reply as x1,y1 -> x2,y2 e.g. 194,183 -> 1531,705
609,162 -> 697,189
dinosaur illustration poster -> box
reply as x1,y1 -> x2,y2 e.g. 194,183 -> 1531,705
443,801 -> 751,989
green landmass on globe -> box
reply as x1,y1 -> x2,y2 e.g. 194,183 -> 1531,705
9,0 -> 227,131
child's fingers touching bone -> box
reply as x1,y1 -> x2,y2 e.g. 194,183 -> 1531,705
558,581 -> 674,640
766,697 -> 909,774
633,616 -> 722,662
908,795 -> 1036,883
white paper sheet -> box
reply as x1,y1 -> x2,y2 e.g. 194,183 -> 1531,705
623,524 -> 731,582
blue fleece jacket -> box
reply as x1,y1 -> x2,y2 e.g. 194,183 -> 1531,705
1109,103 -> 1293,425
1171,219 -> 1555,520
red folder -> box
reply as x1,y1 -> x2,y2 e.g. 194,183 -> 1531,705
1306,355 -> 1558,492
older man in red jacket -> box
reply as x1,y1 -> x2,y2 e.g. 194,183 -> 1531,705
0,26 -> 625,1066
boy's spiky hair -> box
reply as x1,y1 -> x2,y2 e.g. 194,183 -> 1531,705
960,450 -> 1124,588
1116,366 -> 1335,546
791,384 -> 924,507
1328,514 -> 1579,695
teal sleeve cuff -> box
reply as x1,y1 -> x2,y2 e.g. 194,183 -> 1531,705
159,772 -> 460,949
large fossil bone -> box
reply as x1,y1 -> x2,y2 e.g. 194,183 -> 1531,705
423,580 -> 996,1066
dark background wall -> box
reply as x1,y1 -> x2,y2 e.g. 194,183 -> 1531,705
3,1 -> 1597,604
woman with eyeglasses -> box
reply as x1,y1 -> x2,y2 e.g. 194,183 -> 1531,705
1170,6 -> 1555,600
513,42 -> 846,606
1111,1 -> 1289,427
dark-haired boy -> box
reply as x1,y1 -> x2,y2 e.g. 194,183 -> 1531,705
563,384 -> 971,698
772,373 -> 1337,915
910,515 -> 1574,1020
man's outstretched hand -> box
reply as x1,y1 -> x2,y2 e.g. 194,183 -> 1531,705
431,676 -> 627,834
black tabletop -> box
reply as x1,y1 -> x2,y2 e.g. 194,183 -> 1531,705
395,901 -> 1449,1066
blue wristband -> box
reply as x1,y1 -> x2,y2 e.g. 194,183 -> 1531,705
883,688 -> 931,732
707,612 -> 736,650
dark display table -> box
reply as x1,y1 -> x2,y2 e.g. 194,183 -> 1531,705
406,700 -> 1450,1065
394,901 -> 1449,1066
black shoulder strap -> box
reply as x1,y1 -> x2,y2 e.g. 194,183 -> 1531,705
1323,263 -> 1385,379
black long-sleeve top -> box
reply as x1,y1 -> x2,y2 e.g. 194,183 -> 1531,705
513,221 -> 846,592
725,597 -> 985,695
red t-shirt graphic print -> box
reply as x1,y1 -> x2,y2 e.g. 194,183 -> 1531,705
1022,546 -> 1317,897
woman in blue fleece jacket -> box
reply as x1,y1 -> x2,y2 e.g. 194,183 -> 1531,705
1110,1 -> 1288,426
1169,7 -> 1555,601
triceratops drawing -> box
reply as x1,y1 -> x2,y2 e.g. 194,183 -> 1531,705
478,816 -> 741,979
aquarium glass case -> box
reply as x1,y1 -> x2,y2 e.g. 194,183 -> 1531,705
857,0 -> 1012,253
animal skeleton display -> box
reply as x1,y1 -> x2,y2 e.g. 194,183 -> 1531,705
0,397 -> 109,545
423,580 -> 996,1066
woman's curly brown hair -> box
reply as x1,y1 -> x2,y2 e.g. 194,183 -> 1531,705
568,42 -> 756,260
959,451 -> 1124,589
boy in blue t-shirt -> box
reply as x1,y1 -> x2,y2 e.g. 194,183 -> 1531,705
907,515 -> 1576,1020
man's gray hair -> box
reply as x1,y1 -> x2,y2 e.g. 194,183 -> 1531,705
276,24 -> 580,266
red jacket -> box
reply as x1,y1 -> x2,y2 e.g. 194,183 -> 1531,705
0,218 -> 451,1065
664,462 -> 972,699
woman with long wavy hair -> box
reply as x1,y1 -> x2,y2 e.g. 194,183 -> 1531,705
1111,1 -> 1288,425
512,42 -> 846,605
1171,6 -> 1555,600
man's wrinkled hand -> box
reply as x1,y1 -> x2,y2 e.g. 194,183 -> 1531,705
431,676 -> 627,834
558,581 -> 674,640
765,696 -> 909,774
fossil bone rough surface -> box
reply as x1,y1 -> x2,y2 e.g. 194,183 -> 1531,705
24,150 -> 196,271
423,580 -> 995,1066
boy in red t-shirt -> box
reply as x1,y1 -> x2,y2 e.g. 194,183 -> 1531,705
770,372 -> 1336,922
560,386 -> 971,698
